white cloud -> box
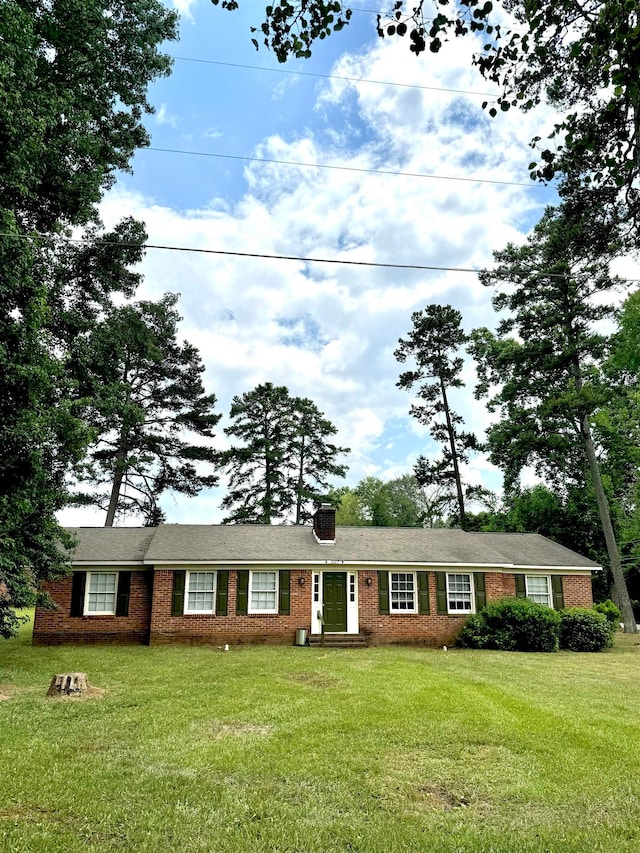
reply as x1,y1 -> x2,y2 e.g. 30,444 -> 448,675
155,103 -> 179,127
67,28 -> 564,525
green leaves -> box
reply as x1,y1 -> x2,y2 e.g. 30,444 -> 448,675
69,293 -> 220,526
396,305 -> 479,529
221,383 -> 348,524
0,0 -> 178,635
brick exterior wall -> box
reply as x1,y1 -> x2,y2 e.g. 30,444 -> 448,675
357,570 -> 593,647
358,570 -> 512,647
561,574 -> 593,608
149,568 -> 313,645
33,570 -> 153,645
32,566 -> 594,647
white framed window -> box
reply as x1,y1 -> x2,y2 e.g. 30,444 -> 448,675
185,571 -> 216,614
525,575 -> 552,607
249,571 -> 278,614
313,573 -> 320,604
349,573 -> 356,603
447,573 -> 474,613
85,572 -> 118,615
390,572 -> 416,613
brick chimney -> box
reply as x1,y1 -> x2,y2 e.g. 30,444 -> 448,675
313,503 -> 336,544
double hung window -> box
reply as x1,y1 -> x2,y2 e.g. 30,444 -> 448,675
85,572 -> 118,615
185,571 -> 216,614
390,572 -> 416,612
525,575 -> 552,607
446,573 -> 473,613
249,571 -> 278,614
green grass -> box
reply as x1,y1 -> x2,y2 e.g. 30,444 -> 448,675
2,615 -> 640,852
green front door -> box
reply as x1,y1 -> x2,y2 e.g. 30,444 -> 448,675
323,572 -> 347,633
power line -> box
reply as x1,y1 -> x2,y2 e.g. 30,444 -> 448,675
0,231 -> 480,273
147,145 -> 540,189
5,231 -> 640,283
171,54 -> 498,99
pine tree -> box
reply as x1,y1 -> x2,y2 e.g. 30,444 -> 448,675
71,294 -> 220,525
221,383 -> 348,523
395,305 -> 481,531
289,397 -> 349,524
470,205 -> 637,631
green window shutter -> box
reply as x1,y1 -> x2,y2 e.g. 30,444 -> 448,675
171,570 -> 186,616
236,570 -> 249,615
377,571 -> 390,615
70,572 -> 86,617
216,570 -> 229,616
417,571 -> 430,615
279,570 -> 291,615
435,572 -> 448,615
473,573 -> 486,610
551,575 -> 564,610
514,574 -> 526,598
115,572 -> 131,617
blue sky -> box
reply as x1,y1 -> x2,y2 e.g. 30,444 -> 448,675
62,0 -> 566,527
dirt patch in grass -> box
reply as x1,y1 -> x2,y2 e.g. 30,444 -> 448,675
0,692 -> 11,701
417,784 -> 472,810
193,720 -> 273,739
0,804 -> 65,824
286,672 -> 341,689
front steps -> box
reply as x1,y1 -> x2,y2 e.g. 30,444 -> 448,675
308,633 -> 368,649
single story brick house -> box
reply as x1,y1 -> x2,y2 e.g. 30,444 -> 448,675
33,505 -> 599,647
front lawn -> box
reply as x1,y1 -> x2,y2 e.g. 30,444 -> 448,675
1,615 -> 640,852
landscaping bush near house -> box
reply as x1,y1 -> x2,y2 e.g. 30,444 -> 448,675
457,598 -> 561,652
593,598 -> 621,626
559,607 -> 614,652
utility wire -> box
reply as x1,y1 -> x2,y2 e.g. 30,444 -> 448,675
172,55 -> 498,99
0,231 -> 478,272
5,231 -> 639,282
147,146 -> 540,189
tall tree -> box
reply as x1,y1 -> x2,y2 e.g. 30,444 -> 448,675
71,294 -> 220,526
221,383 -> 347,524
0,0 -> 177,636
212,2 -> 640,235
221,383 -> 297,524
395,305 -> 481,531
289,397 -> 349,524
470,205 -> 637,631
597,289 -> 640,583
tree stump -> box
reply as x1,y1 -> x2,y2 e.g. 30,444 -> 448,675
47,672 -> 89,697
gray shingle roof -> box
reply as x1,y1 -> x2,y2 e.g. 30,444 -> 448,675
65,524 -> 599,570
65,527 -> 157,564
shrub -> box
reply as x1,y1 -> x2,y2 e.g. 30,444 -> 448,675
559,608 -> 613,652
593,599 -> 621,626
457,598 -> 560,652
456,613 -> 489,649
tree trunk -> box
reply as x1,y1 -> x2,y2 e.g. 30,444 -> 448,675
440,379 -> 467,530
580,415 -> 637,632
105,444 -> 127,527
47,672 -> 89,697
295,434 -> 306,525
